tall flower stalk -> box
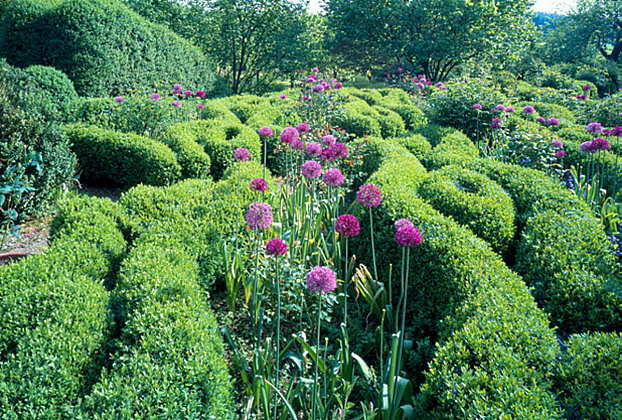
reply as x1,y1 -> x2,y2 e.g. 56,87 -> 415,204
357,184 -> 383,279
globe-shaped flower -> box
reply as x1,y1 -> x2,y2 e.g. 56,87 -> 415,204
331,143 -> 349,159
296,123 -> 310,134
576,94 -> 587,100
435,82 -> 445,88
184,90 -> 194,97
582,85 -> 592,91
172,84 -> 183,94
291,139 -> 306,150
196,104 -> 205,110
311,67 -> 320,73
250,178 -> 268,193
494,104 -> 506,111
536,116 -> 546,124
257,126 -> 274,137
611,127 -> 622,137
323,168 -> 345,187
334,82 -> 344,89
335,214 -> 361,237
114,96 -> 125,103
491,117 -> 502,129
149,93 -> 161,101
322,135 -> 337,146
505,106 -> 515,113
233,147 -> 251,162
555,150 -> 567,158
301,160 -> 322,179
395,225 -> 423,247
266,238 -> 288,256
586,122 -> 603,134
394,219 -> 414,230
522,105 -> 536,114
172,100 -> 182,108
305,142 -> 322,157
305,266 -> 337,294
580,140 -> 596,153
551,139 -> 564,149
196,90 -> 206,98
547,118 -> 561,126
246,202 -> 273,230
280,127 -> 300,144
303,96 -> 311,101
472,104 -> 482,110
279,94 -> 288,99
592,137 -> 611,151
357,184 -> 382,207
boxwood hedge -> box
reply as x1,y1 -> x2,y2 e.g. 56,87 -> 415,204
422,130 -> 479,169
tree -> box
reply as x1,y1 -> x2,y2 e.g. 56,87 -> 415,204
325,0 -> 534,81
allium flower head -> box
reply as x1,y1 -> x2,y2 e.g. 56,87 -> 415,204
547,118 -> 561,126
555,150 -> 567,158
196,90 -> 206,98
250,177 -> 268,193
334,83 -> 344,89
184,90 -> 194,97
435,82 -> 445,87
233,147 -> 251,161
296,122 -> 311,133
335,214 -> 361,237
491,117 -> 502,129
416,82 -> 426,89
266,238 -> 288,256
313,84 -> 325,93
586,122 -> 603,133
394,219 -> 414,230
522,105 -> 536,114
303,96 -> 311,101
592,137 -> 611,151
257,126 -> 274,137
305,266 -> 337,294
149,93 -> 161,101
611,127 -> 622,137
505,106 -> 515,113
246,202 -> 273,230
494,104 -> 506,111
323,168 -> 345,187
280,127 -> 300,144
172,100 -> 182,108
582,85 -> 592,91
291,139 -> 306,150
172,84 -> 183,94
576,94 -> 587,100
279,94 -> 288,99
322,135 -> 337,146
357,184 -> 382,207
305,142 -> 322,157
301,160 -> 322,179
114,96 -> 125,103
580,140 -> 596,153
536,116 -> 546,124
311,67 -> 320,73
196,104 -> 205,110
551,139 -> 564,149
472,104 -> 482,110
395,225 -> 423,247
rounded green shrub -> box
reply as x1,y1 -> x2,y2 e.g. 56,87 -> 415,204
1,0 -> 217,97
419,166 -> 516,254
334,100 -> 382,137
65,124 -> 181,188
394,134 -> 432,160
555,332 -> 622,420
423,131 -> 479,169
372,105 -> 406,137
161,124 -> 211,179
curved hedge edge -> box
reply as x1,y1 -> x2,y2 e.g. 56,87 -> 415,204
160,124 -> 212,179
80,244 -> 234,419
0,195 -> 126,418
422,130 -> 479,170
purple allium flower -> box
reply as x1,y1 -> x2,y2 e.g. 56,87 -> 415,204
313,84 -> 325,93
555,150 -> 567,158
323,168 -> 345,187
416,82 -> 426,89
394,219 -> 414,230
266,238 -> 288,256
172,100 -> 182,108
611,127 -> 622,137
505,106 -> 515,113
602,129 -> 612,136
114,96 -> 125,103
335,214 -> 361,237
296,122 -> 311,133
149,93 -> 161,101
397,67 -> 404,72
472,104 -> 482,110
301,160 -> 322,179
196,90 -> 206,98
250,177 -> 268,193
322,135 -> 337,146
357,184 -> 382,207
280,127 -> 300,144
494,104 -> 506,111
184,90 -> 194,97
435,82 -> 445,87
582,85 -> 592,91
172,84 -> 183,94
580,140 -> 596,153
395,225 -> 423,247
586,122 -> 603,133
303,96 -> 311,101
491,117 -> 502,129
305,266 -> 337,294
245,202 -> 273,230
279,94 -> 288,99
547,118 -> 561,126
305,142 -> 322,157
233,147 -> 251,161
257,126 -> 274,137
334,83 -> 344,89
311,67 -> 320,73
291,139 -> 306,150
196,104 -> 205,110
551,139 -> 564,149
576,94 -> 587,100
592,137 -> 611,151
536,116 -> 546,124
522,105 -> 536,114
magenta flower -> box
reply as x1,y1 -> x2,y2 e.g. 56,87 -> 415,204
313,84 -> 325,93
335,214 -> 361,237
303,96 -> 311,101
592,137 -> 611,151
196,90 -> 206,99
472,104 -> 482,110
257,126 -> 274,137
395,225 -> 423,247
291,139 -> 306,150
394,219 -> 414,230
555,150 -> 567,158
536,116 -> 546,124
311,67 -> 320,73
301,160 -> 322,179
416,82 -> 426,89
547,118 -> 561,126
491,117 -> 502,129
522,105 -> 536,114
149,93 -> 161,101
114,96 -> 125,103
233,147 -> 251,162
280,127 -> 300,144
184,90 -> 194,97
305,142 -> 322,157
551,139 -> 564,149
494,104 -> 506,111
250,178 -> 268,193
602,129 -> 612,136
323,168 -> 345,187
334,83 -> 344,89
246,202 -> 273,230
332,143 -> 349,159
580,140 -> 596,153
322,135 -> 337,146
586,122 -> 603,133
505,106 -> 515,113
266,238 -> 288,256
576,94 -> 587,100
582,85 -> 592,91
296,122 -> 310,133
172,84 -> 183,93
172,100 -> 182,108
305,266 -> 337,294
357,184 -> 382,208
196,104 -> 205,110
279,94 -> 288,99
611,127 -> 622,137
435,82 -> 445,88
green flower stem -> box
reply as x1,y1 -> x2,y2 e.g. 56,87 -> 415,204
311,295 -> 322,420
369,207 -> 378,280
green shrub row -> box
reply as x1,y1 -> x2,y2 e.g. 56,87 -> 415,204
421,129 -> 479,169
0,195 -> 126,418
351,148 -> 561,417
0,0 -> 218,97
65,124 -> 182,188
419,166 -> 516,255
80,244 -> 234,418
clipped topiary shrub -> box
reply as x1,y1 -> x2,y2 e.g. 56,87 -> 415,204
372,105 -> 406,137
419,166 -> 516,254
555,332 -> 622,420
334,99 -> 382,137
160,124 -> 211,179
394,133 -> 432,161
0,0 -> 217,97
65,124 -> 181,188
423,131 -> 479,169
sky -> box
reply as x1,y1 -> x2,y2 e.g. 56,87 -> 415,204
307,0 -> 578,15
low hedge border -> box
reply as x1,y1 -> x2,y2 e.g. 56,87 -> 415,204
422,130 -> 480,169
160,124 -> 212,179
